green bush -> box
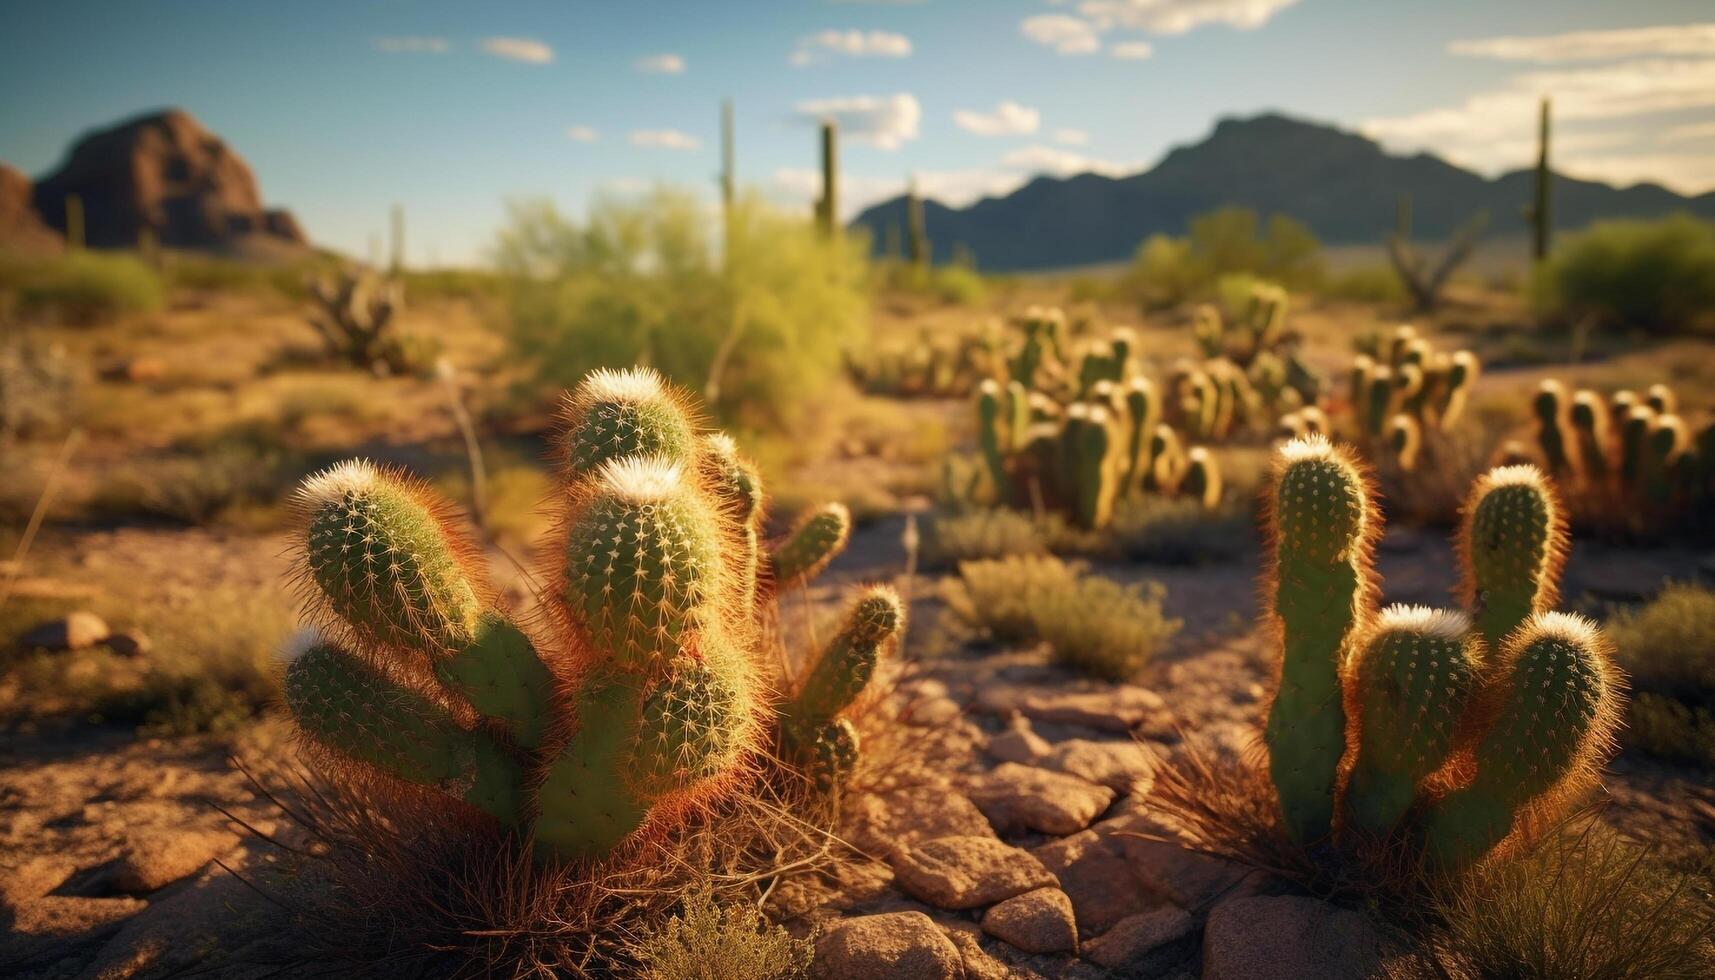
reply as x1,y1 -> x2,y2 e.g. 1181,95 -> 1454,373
635,891 -> 811,980
498,189 -> 868,429
1320,263 -> 1408,304
1610,584 -> 1715,765
163,253 -> 318,298
1535,214 -> 1715,335
946,555 -> 1180,680
1120,207 -> 1324,311
1,250 -> 165,324
922,508 -> 1050,568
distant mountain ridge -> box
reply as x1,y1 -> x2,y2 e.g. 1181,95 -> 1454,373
850,113 -> 1715,272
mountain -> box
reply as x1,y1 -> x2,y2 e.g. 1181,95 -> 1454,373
851,113 -> 1715,272
23,108 -> 308,257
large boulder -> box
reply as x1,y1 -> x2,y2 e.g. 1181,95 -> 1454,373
31,108 -> 308,255
0,163 -> 63,254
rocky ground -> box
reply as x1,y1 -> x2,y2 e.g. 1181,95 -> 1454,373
3,506 -> 1714,978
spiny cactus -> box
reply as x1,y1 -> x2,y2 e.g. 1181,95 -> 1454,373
1262,440 -> 1622,871
282,368 -> 898,865
1341,330 -> 1479,474
306,268 -> 413,374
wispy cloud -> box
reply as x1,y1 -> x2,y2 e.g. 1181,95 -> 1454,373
566,126 -> 600,143
634,53 -> 686,74
629,129 -> 701,150
795,93 -> 922,150
790,29 -> 912,67
1663,119 -> 1715,144
1449,24 -> 1715,63
1020,14 -> 1101,55
1001,144 -> 1137,177
1053,128 -> 1091,146
1077,0 -> 1302,36
481,37 -> 554,64
374,37 -> 450,54
953,101 -> 1041,137
1110,41 -> 1154,59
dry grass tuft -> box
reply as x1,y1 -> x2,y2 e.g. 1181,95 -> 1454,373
1611,583 -> 1715,766
633,889 -> 812,980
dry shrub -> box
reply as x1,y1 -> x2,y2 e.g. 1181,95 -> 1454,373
921,507 -> 1050,568
1611,584 -> 1715,766
945,555 -> 1180,680
634,889 -> 811,980
1109,496 -> 1255,565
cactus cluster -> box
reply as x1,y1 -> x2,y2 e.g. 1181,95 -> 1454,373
1342,325 -> 1480,472
1262,436 -> 1622,872
281,367 -> 901,864
1529,379 -> 1715,534
846,322 -> 1003,399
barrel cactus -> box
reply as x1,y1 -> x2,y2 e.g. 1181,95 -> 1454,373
1262,439 -> 1622,871
282,367 -> 899,864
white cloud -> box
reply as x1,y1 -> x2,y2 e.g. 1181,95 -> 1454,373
1076,0 -> 1302,36
1663,119 -> 1715,144
600,177 -> 652,195
1558,152 -> 1715,193
1449,24 -> 1715,63
566,126 -> 600,143
1363,59 -> 1715,192
482,37 -> 554,64
374,37 -> 449,54
1021,14 -> 1101,55
1110,40 -> 1155,59
629,129 -> 701,150
794,93 -> 922,150
1001,144 -> 1137,177
791,29 -> 913,66
1054,128 -> 1091,146
635,53 -> 686,74
953,101 -> 1041,137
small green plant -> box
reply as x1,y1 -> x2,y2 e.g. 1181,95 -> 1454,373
946,555 -> 1180,681
636,890 -> 811,980
921,507 -> 1050,568
1,250 -> 165,324
280,368 -> 897,864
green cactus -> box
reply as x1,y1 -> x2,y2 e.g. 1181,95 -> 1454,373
1568,391 -> 1609,481
1343,607 -> 1480,838
1458,465 -> 1566,652
772,503 -> 852,587
977,380 -> 1013,506
780,586 -> 903,789
1181,447 -> 1221,511
1533,380 -> 1577,480
1263,435 -> 1376,844
282,367 -> 890,867
1387,414 -> 1421,471
1121,376 -> 1159,495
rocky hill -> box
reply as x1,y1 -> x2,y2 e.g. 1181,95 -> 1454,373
852,113 -> 1715,272
5,108 -> 307,257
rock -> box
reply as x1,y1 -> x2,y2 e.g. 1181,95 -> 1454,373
967,763 -> 1115,836
1037,739 -> 1157,793
907,695 -> 964,727
936,922 -> 1014,980
976,686 -> 1166,733
890,836 -> 1057,911
1081,907 -> 1198,972
0,855 -> 77,910
98,358 -> 168,384
0,163 -> 63,254
848,782 -> 998,852
980,887 -> 1077,954
32,108 -> 309,254
1167,721 -> 1255,771
105,631 -> 153,657
78,873 -> 269,980
111,828 -> 238,894
985,714 -> 1053,764
1202,895 -> 1384,980
814,911 -> 965,980
19,610 -> 111,651
1031,830 -> 1153,936
1117,832 -> 1258,910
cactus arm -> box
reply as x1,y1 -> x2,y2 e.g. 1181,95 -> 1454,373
435,613 -> 555,750
533,669 -> 651,861
1456,465 -> 1565,652
781,588 -> 902,789
977,381 -> 1013,507
771,503 -> 851,588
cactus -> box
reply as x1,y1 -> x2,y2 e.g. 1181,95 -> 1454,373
282,368 -> 893,865
1532,380 -> 1578,481
306,268 -> 412,374
1263,436 -> 1377,844
815,119 -> 839,237
1262,439 -> 1620,871
1528,97 -> 1552,262
1181,447 -> 1221,511
906,177 -> 929,271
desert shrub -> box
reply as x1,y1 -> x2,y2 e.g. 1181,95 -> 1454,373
88,435 -> 287,525
1120,234 -> 1200,309
1109,496 -> 1255,565
1535,214 -> 1715,335
922,508 -> 1050,568
0,334 -> 80,442
946,555 -> 1180,679
1610,584 -> 1715,765
1431,821 -> 1715,979
163,252 -> 317,298
0,250 -> 165,324
1120,207 -> 1324,310
1320,263 -> 1407,304
635,891 -> 811,980
499,189 -> 868,429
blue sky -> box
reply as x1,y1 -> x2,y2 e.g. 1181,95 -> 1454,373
4,0 -> 1713,265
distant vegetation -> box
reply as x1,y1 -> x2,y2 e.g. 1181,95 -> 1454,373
1117,207 -> 1324,310
496,189 -> 868,429
1535,214 -> 1715,335
0,249 -> 165,324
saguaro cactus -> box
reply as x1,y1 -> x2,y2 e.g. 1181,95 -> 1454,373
281,367 -> 896,865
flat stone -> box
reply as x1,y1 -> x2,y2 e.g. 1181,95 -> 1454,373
0,855 -> 77,910
985,714 -> 1053,765
890,836 -> 1058,910
1038,739 -> 1157,793
937,922 -> 1014,980
968,763 -> 1114,836
1082,907 -> 1198,971
981,887 -> 1077,954
1202,895 -> 1384,980
19,610 -> 110,651
1116,834 -> 1257,911
1166,721 -> 1256,771
908,696 -> 964,727
111,828 -> 237,894
976,686 -> 1166,733
105,631 -> 153,657
848,782 -> 997,852
814,911 -> 965,980
1031,831 -> 1153,936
